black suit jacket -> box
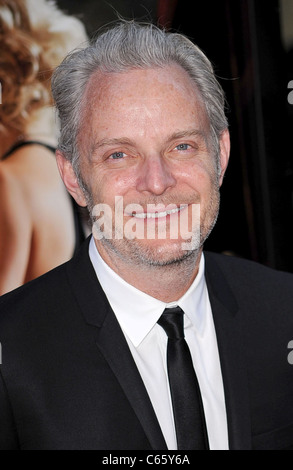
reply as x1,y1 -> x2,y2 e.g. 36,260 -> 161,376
0,238 -> 293,450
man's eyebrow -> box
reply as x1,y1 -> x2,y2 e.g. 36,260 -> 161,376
91,137 -> 134,154
167,129 -> 207,141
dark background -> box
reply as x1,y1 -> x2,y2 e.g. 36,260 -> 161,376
56,0 -> 293,273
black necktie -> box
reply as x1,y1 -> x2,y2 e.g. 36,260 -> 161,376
158,306 -> 209,450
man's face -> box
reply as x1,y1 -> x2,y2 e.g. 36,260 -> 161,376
63,64 -> 229,267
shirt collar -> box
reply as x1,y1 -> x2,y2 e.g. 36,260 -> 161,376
89,236 -> 207,347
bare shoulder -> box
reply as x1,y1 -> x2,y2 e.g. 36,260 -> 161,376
0,161 -> 32,293
1,145 -> 69,215
0,161 -> 30,215
2,144 -> 59,185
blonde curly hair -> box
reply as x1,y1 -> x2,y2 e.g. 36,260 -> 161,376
0,0 -> 87,135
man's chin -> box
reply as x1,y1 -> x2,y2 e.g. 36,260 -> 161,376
144,249 -> 198,267
102,237 -> 201,267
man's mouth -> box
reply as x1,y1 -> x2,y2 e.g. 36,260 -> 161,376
127,204 -> 188,219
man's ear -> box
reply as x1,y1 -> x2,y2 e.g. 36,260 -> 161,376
218,129 -> 230,186
56,150 -> 87,207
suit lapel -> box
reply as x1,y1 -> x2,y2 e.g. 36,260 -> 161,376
96,311 -> 167,449
205,252 -> 252,450
65,239 -> 167,450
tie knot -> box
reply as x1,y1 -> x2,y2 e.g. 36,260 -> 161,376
158,306 -> 185,340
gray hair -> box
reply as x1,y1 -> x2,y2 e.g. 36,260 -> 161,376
51,20 -> 228,176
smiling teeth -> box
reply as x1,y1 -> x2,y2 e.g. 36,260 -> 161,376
132,206 -> 186,219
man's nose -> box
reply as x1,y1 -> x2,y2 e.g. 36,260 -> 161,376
136,155 -> 176,195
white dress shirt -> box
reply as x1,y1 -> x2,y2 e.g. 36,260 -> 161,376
89,236 -> 229,450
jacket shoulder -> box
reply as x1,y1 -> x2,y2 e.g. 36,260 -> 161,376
0,263 -> 68,339
0,261 -> 68,308
204,250 -> 293,307
204,251 -> 293,283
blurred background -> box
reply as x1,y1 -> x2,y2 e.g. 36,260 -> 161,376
27,0 -> 293,272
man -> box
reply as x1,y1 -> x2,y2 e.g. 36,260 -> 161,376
0,21 -> 293,451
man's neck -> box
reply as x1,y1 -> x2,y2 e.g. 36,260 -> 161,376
94,240 -> 202,302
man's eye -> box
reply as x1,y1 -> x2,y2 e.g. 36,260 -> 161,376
109,151 -> 125,160
176,143 -> 190,151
